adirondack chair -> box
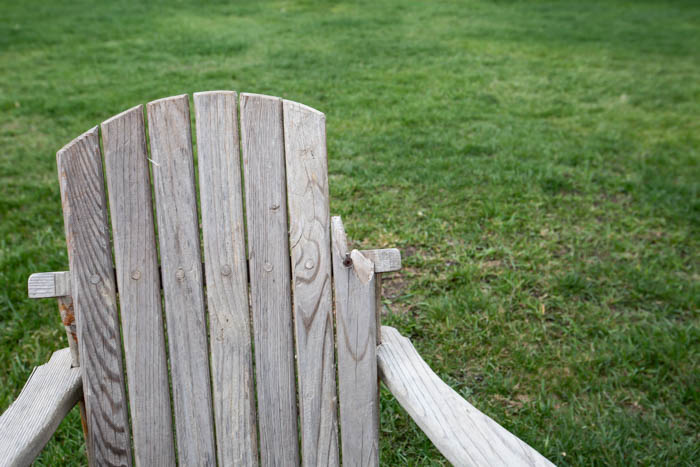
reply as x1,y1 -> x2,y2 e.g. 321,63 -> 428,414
0,92 -> 554,467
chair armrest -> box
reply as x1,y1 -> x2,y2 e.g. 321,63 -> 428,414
377,326 -> 554,467
0,348 -> 82,467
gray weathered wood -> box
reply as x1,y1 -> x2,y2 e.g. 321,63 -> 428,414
56,127 -> 132,467
194,91 -> 257,466
283,99 -> 339,466
359,248 -> 402,273
0,348 -> 82,467
147,94 -> 216,466
102,105 -> 176,466
27,272 -> 70,298
239,93 -> 300,467
331,217 -> 379,467
378,326 -> 555,467
25,248 -> 397,298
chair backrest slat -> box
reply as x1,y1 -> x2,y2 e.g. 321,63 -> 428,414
147,95 -> 216,465
57,128 -> 132,467
101,106 -> 176,466
283,100 -> 340,466
193,91 -> 258,466
331,219 -> 380,466
240,93 -> 300,466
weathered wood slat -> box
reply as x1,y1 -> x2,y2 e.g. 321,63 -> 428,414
283,99 -> 339,466
194,91 -> 257,466
331,217 -> 379,467
359,248 -> 401,273
56,127 -> 132,467
27,272 -> 70,298
147,94 -> 216,466
377,326 -> 555,467
101,105 -> 176,466
239,93 -> 300,467
0,348 -> 82,467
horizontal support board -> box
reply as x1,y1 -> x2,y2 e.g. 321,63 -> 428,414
358,248 -> 401,273
28,248 -> 401,299
28,272 -> 71,298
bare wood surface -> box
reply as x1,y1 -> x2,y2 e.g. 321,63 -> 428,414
27,272 -> 70,298
239,93 -> 300,466
0,348 -> 82,467
57,127 -> 132,467
331,217 -> 379,467
378,326 -> 555,467
194,91 -> 257,466
359,248 -> 402,273
283,99 -> 339,466
147,95 -> 216,466
102,105 -> 176,466
25,247 -> 398,297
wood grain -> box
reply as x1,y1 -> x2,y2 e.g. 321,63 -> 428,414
147,95 -> 216,466
57,127 -> 132,466
0,348 -> 82,467
194,91 -> 257,466
283,99 -> 339,466
359,248 -> 402,273
24,249 -> 397,296
239,93 -> 300,467
331,217 -> 379,467
27,271 -> 71,298
102,105 -> 176,466
378,326 -> 555,467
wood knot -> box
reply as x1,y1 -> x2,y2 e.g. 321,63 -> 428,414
175,268 -> 185,281
131,269 -> 141,280
304,259 -> 314,270
342,253 -> 353,268
89,274 -> 100,285
221,264 -> 232,276
263,262 -> 273,272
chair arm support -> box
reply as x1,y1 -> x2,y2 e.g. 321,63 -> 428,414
0,348 -> 82,467
377,326 -> 554,467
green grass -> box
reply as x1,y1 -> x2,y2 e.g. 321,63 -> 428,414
1,0 -> 698,464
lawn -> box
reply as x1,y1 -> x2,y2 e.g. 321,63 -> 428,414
1,0 -> 698,464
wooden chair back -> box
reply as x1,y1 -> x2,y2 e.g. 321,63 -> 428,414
57,92 -> 378,466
